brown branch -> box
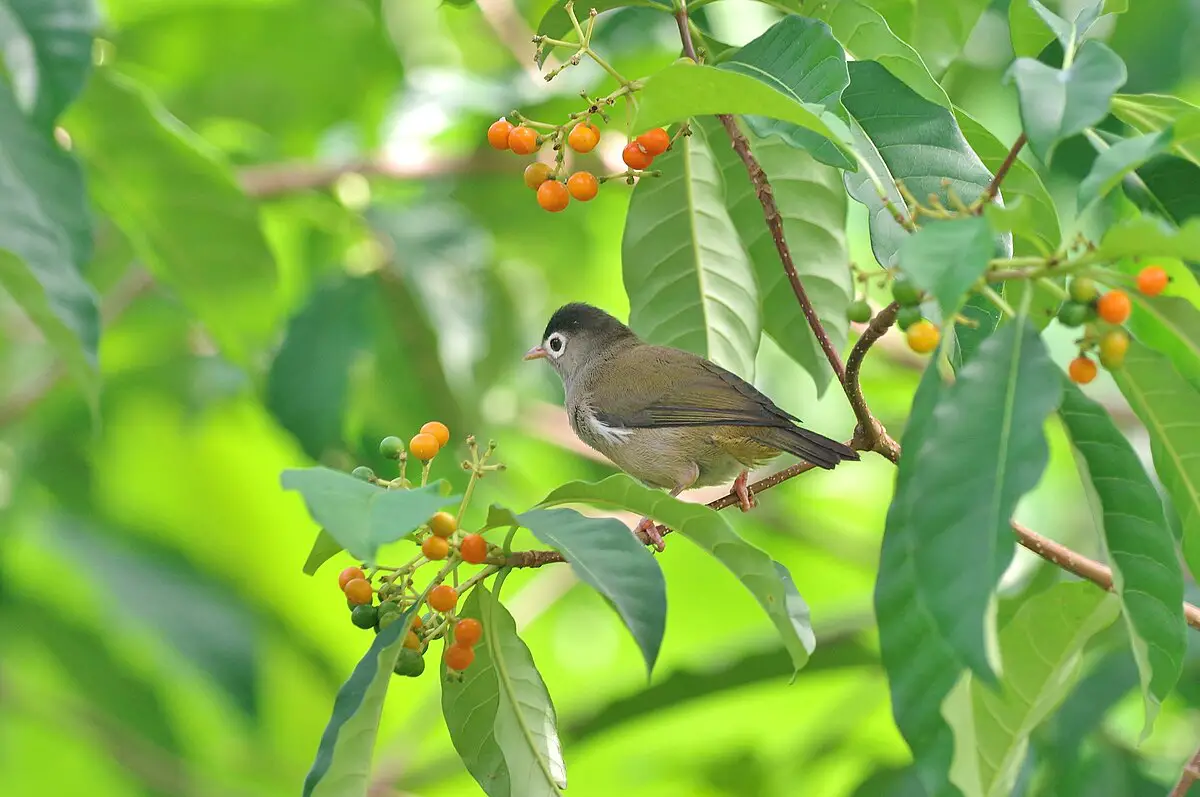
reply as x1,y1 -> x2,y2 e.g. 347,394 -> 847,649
1171,744 -> 1200,796
844,302 -> 902,462
976,132 -> 1027,210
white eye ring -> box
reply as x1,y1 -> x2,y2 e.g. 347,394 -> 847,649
546,332 -> 566,358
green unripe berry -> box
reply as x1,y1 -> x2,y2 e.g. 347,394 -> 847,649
377,602 -> 405,630
1057,301 -> 1089,328
846,300 -> 872,323
891,279 -> 922,307
379,436 -> 405,459
351,604 -> 378,630
394,647 -> 426,677
1068,277 -> 1098,304
896,305 -> 923,331
351,465 -> 375,482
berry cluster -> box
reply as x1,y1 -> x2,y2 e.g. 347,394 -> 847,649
1060,265 -> 1167,384
846,274 -> 940,355
337,423 -> 506,678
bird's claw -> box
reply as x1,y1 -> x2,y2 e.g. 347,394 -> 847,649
733,470 -> 756,513
634,516 -> 666,552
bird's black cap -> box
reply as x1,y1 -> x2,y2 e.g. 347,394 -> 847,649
542,303 -> 635,341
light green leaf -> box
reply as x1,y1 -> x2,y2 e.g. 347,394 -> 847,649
64,67 -> 280,364
442,584 -> 566,797
1008,0 -> 1121,58
1006,40 -> 1128,164
1111,93 -> 1200,167
1112,342 -> 1200,582
622,121 -> 760,380
302,529 -> 344,577
946,583 -> 1119,797
0,0 -> 99,128
1078,130 -> 1173,210
1095,215 -> 1200,262
709,118 -> 850,395
280,467 -> 460,564
630,62 -> 854,158
534,0 -> 670,60
485,505 -> 667,676
536,475 -> 816,672
859,0 -> 990,78
1124,290 -> 1200,387
898,216 -> 994,318
1058,379 -> 1185,735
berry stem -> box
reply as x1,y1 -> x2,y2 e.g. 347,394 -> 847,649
1036,276 -> 1070,301
978,283 -> 1016,317
420,460 -> 432,487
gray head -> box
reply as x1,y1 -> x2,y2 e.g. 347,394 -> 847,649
523,302 -> 638,382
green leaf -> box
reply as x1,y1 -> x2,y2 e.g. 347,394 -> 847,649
1129,155 -> 1200,229
945,583 -> 1119,797
1058,379 -> 1185,735
1111,93 -> 1200,167
303,602 -> 420,797
630,62 -> 854,158
1008,0 -> 1122,58
862,0 -> 990,77
1006,41 -> 1128,164
622,120 -> 760,380
840,61 -> 996,267
0,78 -> 98,403
302,529 -> 345,577
897,216 -> 994,318
1078,130 -> 1173,210
1124,291 -> 1200,387
534,0 -> 670,59
1095,215 -> 1200,262
0,0 -> 99,128
1112,342 -> 1200,584
485,505 -> 667,676
64,68 -> 280,364
710,118 -> 850,395
717,14 -> 853,169
280,467 -> 460,564
536,475 -> 817,672
442,584 -> 567,797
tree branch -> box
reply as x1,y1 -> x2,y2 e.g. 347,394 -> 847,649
976,133 -> 1026,210
1171,743 -> 1200,796
844,302 -> 902,462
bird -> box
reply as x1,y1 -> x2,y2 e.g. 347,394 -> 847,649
523,302 -> 858,550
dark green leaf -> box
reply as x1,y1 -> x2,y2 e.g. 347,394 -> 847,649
486,505 -> 667,675
954,293 -> 1004,366
64,68 -> 280,364
304,602 -> 420,797
1006,41 -> 1128,164
442,584 -> 567,797
303,529 -> 345,577
622,121 -> 761,380
1009,0 -> 1126,59
0,0 -> 99,127
841,61 -> 996,267
710,118 -> 850,394
1058,380 -> 1185,734
536,475 -> 816,671
1079,130 -> 1173,210
280,467 -> 459,564
1111,93 -> 1200,167
898,216 -> 994,318
1129,155 -> 1200,228
1112,342 -> 1200,585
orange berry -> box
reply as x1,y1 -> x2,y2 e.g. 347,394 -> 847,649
454,618 -> 483,647
1068,356 -> 1098,384
1096,290 -> 1131,324
622,141 -> 654,170
487,119 -> 513,150
460,533 -> 488,564
567,122 -> 600,153
429,511 -> 457,539
566,171 -> 599,201
422,535 -> 450,560
507,126 -> 539,155
428,584 -> 459,613
523,161 -> 552,190
403,630 -> 421,649
1136,265 -> 1169,296
338,566 -> 365,590
420,421 -> 450,447
537,180 -> 570,212
343,578 -> 373,605
905,320 -> 940,354
445,643 -> 475,671
409,432 -> 439,461
636,127 -> 670,156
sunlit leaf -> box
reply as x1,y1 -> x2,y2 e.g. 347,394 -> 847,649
1111,93 -> 1200,167
898,216 -> 994,318
1095,215 -> 1200,262
1008,0 -> 1123,58
1059,380 -> 1185,734
1078,130 -> 1173,210
0,0 -> 99,128
303,529 -> 345,577
859,0 -> 990,77
622,121 -> 760,379
485,505 -> 667,675
536,475 -> 816,672
1123,291 -> 1200,387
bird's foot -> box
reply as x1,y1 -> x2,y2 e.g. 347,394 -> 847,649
634,515 -> 666,552
733,470 -> 756,513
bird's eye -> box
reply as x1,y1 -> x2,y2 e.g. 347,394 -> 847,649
548,334 -> 565,355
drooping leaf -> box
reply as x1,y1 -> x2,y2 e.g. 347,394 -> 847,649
709,118 -> 850,395
534,0 -> 670,58
64,67 -> 280,364
303,529 -> 345,577
0,78 -> 98,403
1006,40 -> 1128,164
280,467 -> 459,564
1058,379 -> 1185,735
303,602 -> 420,797
630,62 -> 854,158
442,584 -> 567,797
1008,0 -> 1124,59
898,216 -> 994,318
1112,342 -> 1200,582
536,475 -> 817,672
622,120 -> 760,380
0,0 -> 99,128
945,583 -> 1119,797
1111,93 -> 1200,167
840,61 -> 996,267
1078,130 -> 1173,210
485,505 -> 667,676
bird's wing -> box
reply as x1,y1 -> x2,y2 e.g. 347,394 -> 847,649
586,346 -> 801,430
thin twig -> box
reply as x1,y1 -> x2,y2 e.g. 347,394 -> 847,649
976,133 -> 1027,210
1171,743 -> 1200,796
843,302 -> 902,462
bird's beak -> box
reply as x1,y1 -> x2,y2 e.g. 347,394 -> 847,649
523,345 -> 547,361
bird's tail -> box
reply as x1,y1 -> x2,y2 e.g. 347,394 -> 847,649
753,425 -> 858,470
